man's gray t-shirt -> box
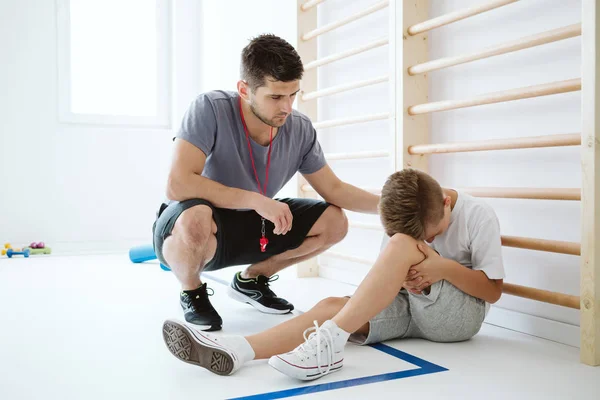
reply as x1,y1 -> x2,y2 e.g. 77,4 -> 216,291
175,90 -> 326,200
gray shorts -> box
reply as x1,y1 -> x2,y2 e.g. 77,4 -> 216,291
351,280 -> 486,344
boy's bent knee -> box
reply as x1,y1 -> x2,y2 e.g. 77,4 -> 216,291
314,296 -> 349,315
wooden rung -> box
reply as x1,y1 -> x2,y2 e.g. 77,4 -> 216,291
302,184 -> 381,194
408,133 -> 581,154
305,185 -> 579,200
300,0 -> 326,12
304,38 -> 388,71
324,254 -> 581,309
325,150 -> 390,161
409,24 -> 581,75
503,283 -> 580,309
344,224 -> 580,256
502,235 -> 581,255
323,251 -> 372,265
313,113 -> 390,130
302,75 -> 389,101
408,79 -> 581,115
461,187 -> 581,201
302,0 -> 389,41
407,0 -> 519,36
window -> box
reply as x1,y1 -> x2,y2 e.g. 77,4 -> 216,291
57,0 -> 171,127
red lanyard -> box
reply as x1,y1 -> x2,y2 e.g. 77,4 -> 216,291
238,97 -> 273,252
238,97 -> 273,196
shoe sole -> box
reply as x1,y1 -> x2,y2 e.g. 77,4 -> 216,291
268,356 -> 343,381
227,287 -> 292,315
162,319 -> 234,376
184,319 -> 221,332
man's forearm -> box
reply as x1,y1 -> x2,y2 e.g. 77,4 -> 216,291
442,259 -> 502,303
325,182 -> 380,214
167,173 -> 261,210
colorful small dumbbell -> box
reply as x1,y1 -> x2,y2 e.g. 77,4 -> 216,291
6,248 -> 30,258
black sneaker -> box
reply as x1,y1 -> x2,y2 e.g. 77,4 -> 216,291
180,283 -> 222,331
227,272 -> 294,314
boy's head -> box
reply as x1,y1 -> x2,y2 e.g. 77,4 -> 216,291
379,169 -> 452,242
238,34 -> 303,128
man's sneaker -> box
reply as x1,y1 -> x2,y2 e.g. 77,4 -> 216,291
228,272 -> 294,314
180,283 -> 222,331
162,319 -> 243,376
268,320 -> 349,381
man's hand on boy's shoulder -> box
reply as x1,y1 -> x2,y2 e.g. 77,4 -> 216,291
404,243 -> 448,293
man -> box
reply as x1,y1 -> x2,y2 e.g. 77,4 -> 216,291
153,34 -> 379,331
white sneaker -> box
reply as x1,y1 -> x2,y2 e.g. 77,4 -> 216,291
268,320 -> 348,381
162,319 -> 253,376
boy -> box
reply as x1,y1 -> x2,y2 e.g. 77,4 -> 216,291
161,168 -> 505,380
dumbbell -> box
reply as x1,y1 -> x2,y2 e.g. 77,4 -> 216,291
6,248 -> 31,258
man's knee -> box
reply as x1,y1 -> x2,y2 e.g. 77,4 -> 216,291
314,296 -> 349,315
323,206 -> 348,245
172,205 -> 215,249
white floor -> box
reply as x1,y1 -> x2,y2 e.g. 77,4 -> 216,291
0,255 -> 599,400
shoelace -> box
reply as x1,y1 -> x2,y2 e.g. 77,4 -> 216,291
185,287 -> 214,311
256,274 -> 279,297
298,320 -> 335,376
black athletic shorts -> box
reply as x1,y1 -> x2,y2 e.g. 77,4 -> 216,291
152,198 -> 330,271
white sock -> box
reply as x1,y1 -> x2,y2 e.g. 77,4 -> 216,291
321,320 -> 350,352
223,335 -> 255,365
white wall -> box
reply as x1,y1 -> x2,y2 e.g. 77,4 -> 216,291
310,0 -> 582,345
1,0 -> 582,345
0,0 -> 296,254
315,0 -> 392,283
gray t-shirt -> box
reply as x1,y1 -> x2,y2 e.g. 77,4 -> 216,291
175,90 -> 326,200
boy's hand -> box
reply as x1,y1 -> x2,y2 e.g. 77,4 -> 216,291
404,243 -> 446,292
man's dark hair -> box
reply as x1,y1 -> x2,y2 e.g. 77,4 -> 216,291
240,34 -> 304,91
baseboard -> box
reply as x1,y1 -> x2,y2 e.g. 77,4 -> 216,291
485,306 -> 580,348
25,239 -> 146,256
318,265 -> 365,287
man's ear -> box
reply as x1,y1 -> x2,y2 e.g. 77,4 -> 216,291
237,80 -> 250,100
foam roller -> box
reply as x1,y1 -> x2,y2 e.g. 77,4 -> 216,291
129,245 -> 170,271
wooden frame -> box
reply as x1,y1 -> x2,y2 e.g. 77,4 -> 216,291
581,0 -> 600,366
390,0 -> 429,171
298,0 -> 598,365
296,0 -> 319,277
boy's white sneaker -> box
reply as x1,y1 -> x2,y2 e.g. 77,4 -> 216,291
268,320 -> 349,381
162,319 -> 254,376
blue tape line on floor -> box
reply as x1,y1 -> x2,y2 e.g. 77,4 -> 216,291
201,273 -> 448,399
227,344 -> 447,400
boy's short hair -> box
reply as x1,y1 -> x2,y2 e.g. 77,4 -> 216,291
379,169 -> 445,239
240,34 -> 304,92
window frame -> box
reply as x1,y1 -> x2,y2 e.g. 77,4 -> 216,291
56,0 -> 172,128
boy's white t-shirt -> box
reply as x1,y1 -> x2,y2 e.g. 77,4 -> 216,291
380,190 -> 505,312
430,190 -> 505,281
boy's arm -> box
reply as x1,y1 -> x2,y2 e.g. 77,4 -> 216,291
441,259 -> 503,303
404,243 -> 503,302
